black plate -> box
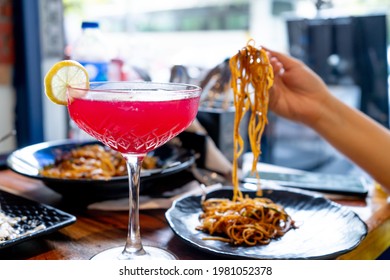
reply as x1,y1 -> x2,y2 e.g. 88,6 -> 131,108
7,139 -> 195,200
0,190 -> 76,249
165,187 -> 368,259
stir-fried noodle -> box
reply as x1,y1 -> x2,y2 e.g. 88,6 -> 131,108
196,40 -> 295,246
40,144 -> 157,180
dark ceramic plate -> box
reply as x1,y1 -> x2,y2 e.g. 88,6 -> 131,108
0,190 -> 76,249
165,187 -> 368,259
7,139 -> 195,200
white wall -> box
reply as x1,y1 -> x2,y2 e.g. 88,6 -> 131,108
41,59 -> 68,142
0,85 -> 16,153
249,0 -> 289,51
39,0 -> 68,142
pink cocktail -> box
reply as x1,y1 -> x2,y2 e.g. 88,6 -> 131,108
68,82 -> 201,260
69,91 -> 199,154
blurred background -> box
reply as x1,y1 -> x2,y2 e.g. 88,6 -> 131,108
1,0 -> 389,174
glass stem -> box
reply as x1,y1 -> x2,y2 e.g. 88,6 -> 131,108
121,154 -> 146,257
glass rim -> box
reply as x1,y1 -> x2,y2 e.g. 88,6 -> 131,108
68,81 -> 202,94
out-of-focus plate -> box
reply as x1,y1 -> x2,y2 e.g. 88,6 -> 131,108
7,139 -> 195,200
0,190 -> 76,249
165,187 -> 368,259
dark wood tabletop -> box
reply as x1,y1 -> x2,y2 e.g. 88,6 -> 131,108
0,167 -> 389,260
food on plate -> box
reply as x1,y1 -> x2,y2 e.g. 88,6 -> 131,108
0,211 -> 22,242
196,40 -> 296,246
0,211 -> 46,242
196,196 -> 295,245
39,144 -> 158,180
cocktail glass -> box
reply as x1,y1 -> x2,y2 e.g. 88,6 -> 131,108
67,81 -> 201,260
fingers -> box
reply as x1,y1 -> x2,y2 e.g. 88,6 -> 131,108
262,46 -> 302,71
270,57 -> 285,76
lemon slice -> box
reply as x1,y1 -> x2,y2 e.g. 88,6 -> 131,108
44,60 -> 89,105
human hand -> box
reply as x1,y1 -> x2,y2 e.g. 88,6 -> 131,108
264,49 -> 390,190
265,48 -> 332,127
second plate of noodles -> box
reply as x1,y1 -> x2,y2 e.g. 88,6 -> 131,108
7,139 -> 196,200
39,144 -> 159,180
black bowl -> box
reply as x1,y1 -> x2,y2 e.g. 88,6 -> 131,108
7,139 -> 195,200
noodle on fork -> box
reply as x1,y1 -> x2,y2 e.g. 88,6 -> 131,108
196,40 -> 295,246
230,39 -> 274,199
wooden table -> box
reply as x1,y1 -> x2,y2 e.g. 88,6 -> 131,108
0,168 -> 389,260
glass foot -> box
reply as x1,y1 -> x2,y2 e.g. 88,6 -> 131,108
90,245 -> 177,260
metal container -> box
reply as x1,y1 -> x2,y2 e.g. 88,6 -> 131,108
197,106 -> 249,163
